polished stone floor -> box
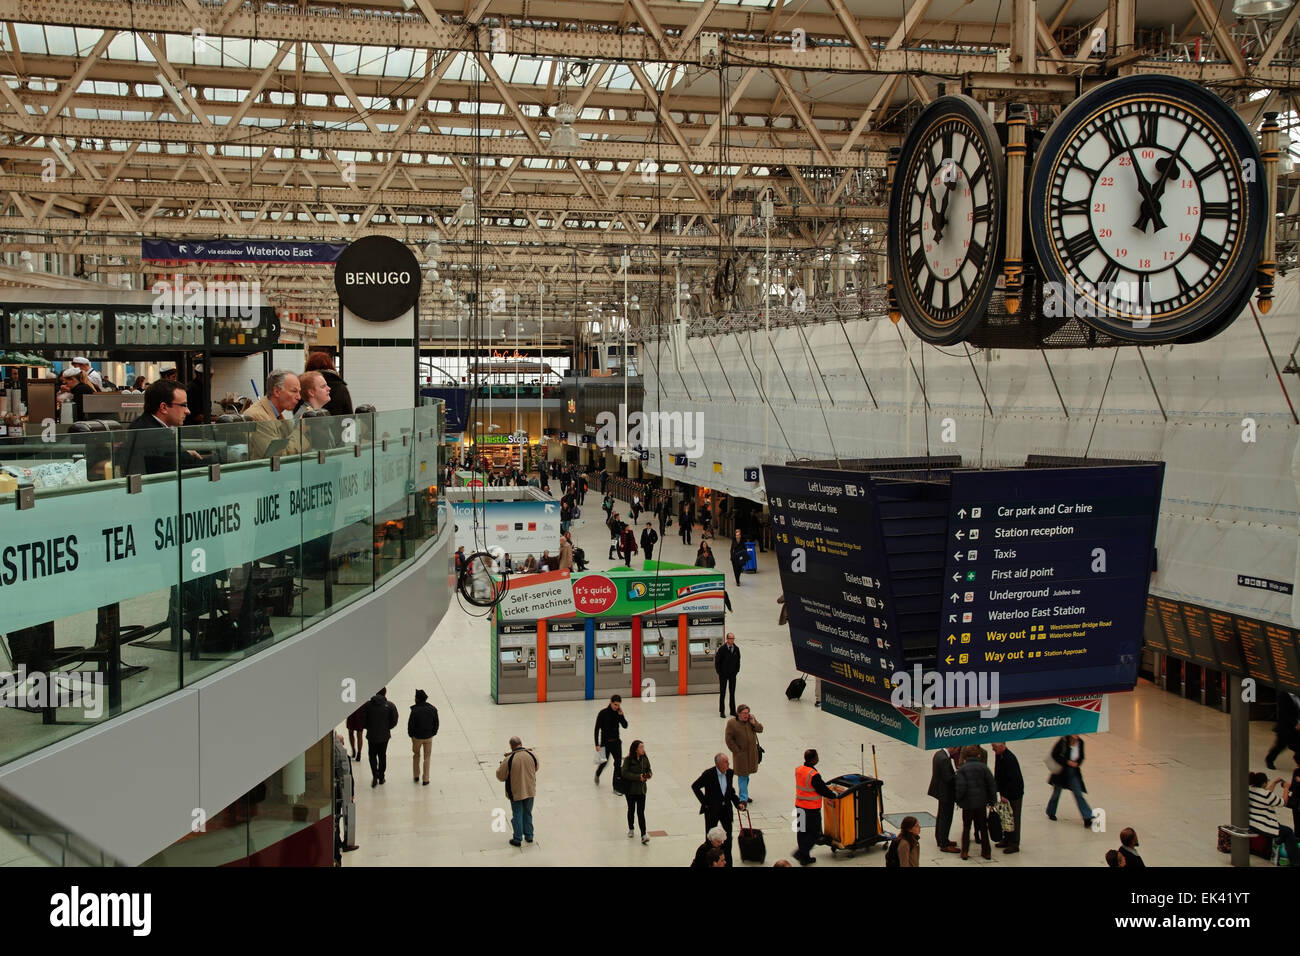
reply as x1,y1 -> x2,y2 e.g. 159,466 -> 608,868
342,494 -> 1273,868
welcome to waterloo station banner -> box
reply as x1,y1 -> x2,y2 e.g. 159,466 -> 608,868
496,568 -> 726,622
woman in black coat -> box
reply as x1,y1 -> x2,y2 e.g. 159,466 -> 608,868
305,351 -> 354,416
1046,734 -> 1094,826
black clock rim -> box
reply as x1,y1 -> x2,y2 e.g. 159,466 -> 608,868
1028,75 -> 1265,344
888,94 -> 1006,346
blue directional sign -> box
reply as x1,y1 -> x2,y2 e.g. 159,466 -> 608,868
765,466 -> 902,699
937,465 -> 1164,701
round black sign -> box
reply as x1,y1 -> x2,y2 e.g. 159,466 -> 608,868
333,235 -> 421,322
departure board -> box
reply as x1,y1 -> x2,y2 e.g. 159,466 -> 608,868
1179,604 -> 1222,669
1234,616 -> 1278,686
1263,624 -> 1300,692
1207,609 -> 1244,674
1157,598 -> 1194,662
1143,596 -> 1168,653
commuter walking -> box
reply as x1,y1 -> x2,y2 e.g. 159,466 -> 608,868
345,703 -> 366,763
621,740 -> 653,844
1046,734 -> 1094,826
793,749 -> 839,865
657,499 -> 669,538
1266,691 -> 1300,769
954,744 -> 997,860
640,523 -> 658,565
729,529 -> 748,586
690,753 -> 744,867
363,687 -> 398,787
927,747 -> 960,852
715,632 -> 741,719
619,523 -> 638,567
594,695 -> 628,789
695,542 -> 716,568
724,705 -> 764,804
631,494 -> 642,523
991,742 -> 1023,853
495,736 -> 539,846
680,501 -> 694,545
407,689 -> 439,786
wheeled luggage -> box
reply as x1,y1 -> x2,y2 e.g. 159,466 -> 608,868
785,676 -> 807,700
738,807 -> 766,863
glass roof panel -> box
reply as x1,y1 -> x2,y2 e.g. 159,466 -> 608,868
44,25 -> 79,57
13,24 -> 47,56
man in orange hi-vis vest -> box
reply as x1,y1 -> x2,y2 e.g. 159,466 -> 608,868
793,748 -> 839,865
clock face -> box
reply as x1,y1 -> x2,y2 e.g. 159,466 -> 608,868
888,95 -> 1005,345
1029,76 -> 1265,342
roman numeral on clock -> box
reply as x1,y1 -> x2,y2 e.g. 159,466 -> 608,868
1064,229 -> 1099,262
1189,232 -> 1221,265
1060,198 -> 1090,216
1098,259 -> 1120,286
909,246 -> 928,275
1201,201 -> 1231,220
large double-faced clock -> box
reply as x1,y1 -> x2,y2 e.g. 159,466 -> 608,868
1029,75 -> 1265,342
888,95 -> 1006,344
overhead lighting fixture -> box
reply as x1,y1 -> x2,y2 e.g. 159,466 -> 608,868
1233,0 -> 1293,15
454,186 -> 477,224
425,267 -> 440,283
548,102 -> 582,155
48,139 -> 75,173
155,73 -> 190,117
400,0 -> 417,9
423,238 -> 442,261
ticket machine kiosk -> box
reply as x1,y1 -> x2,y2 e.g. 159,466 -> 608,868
686,614 -> 725,695
545,618 -> 586,701
495,620 -> 539,703
593,618 -> 633,698
640,616 -> 679,696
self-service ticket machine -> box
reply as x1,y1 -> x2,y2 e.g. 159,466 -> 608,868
496,620 -> 539,703
593,618 -> 633,698
640,617 -> 679,696
686,614 -> 725,695
545,618 -> 586,701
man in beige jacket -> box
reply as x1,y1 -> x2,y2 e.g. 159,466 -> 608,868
496,736 -> 539,846
558,533 -> 575,571
243,369 -> 306,458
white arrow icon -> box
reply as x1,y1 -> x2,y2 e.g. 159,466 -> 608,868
955,530 -> 965,540
544,504 -> 556,514
954,551 -> 963,561
950,592 -> 960,603
949,614 -> 957,623
952,572 -> 961,582
957,508 -> 967,519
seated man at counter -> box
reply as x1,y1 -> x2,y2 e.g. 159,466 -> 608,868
244,369 -> 308,459
120,379 -> 205,475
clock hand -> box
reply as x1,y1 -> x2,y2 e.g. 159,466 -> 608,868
1134,127 -> 1192,232
1112,120 -> 1166,232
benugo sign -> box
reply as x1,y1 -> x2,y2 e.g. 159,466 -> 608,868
0,439 -> 430,633
334,235 -> 421,322
497,568 -> 725,621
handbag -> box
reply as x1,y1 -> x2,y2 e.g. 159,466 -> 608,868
594,746 -> 606,766
987,806 -> 1003,843
995,799 -> 1016,833
1044,754 -> 1064,776
757,744 -> 765,765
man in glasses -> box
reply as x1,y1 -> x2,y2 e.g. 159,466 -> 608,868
120,379 -> 203,474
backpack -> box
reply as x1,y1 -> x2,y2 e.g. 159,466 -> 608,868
885,836 -> 901,868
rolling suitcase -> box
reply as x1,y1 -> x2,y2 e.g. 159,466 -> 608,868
785,675 -> 807,700
737,808 -> 765,863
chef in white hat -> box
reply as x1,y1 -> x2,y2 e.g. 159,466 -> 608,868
71,356 -> 101,389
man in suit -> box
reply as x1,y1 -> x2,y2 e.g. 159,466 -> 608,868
243,369 -> 305,458
690,753 -> 744,867
1266,691 -> 1300,769
715,632 -> 741,719
120,379 -> 202,475
928,746 -> 961,852
991,742 -> 1024,854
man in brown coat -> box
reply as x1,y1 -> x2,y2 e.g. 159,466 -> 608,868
725,704 -> 764,804
558,533 -> 575,571
495,736 -> 539,846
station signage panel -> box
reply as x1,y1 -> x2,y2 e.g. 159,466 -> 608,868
935,465 -> 1164,701
764,466 -> 902,699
